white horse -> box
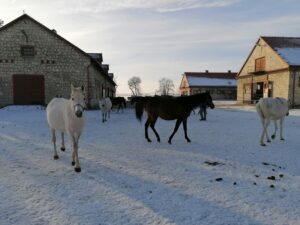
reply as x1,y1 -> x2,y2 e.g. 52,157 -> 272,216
46,84 -> 86,172
99,97 -> 112,123
256,97 -> 289,146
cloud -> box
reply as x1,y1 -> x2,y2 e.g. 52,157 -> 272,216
56,0 -> 240,14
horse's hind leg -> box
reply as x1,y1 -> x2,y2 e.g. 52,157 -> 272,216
150,119 -> 160,142
61,132 -> 65,151
271,120 -> 278,139
51,129 -> 59,159
259,118 -> 267,146
183,119 -> 191,143
145,119 -> 152,142
280,118 -> 285,140
168,119 -> 182,144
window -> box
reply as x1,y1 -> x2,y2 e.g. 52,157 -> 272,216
255,57 -> 265,72
21,46 -> 35,57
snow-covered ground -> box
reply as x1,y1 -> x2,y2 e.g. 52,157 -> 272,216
0,105 -> 299,225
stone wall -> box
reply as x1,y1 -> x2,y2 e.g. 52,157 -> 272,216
0,15 -> 116,108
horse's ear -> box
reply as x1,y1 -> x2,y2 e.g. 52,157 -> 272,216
81,86 -> 84,91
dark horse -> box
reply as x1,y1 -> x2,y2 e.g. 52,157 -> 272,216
110,97 -> 127,112
132,92 -> 215,144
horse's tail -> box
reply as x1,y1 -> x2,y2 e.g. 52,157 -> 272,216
123,98 -> 127,108
135,98 -> 145,121
256,100 -> 264,120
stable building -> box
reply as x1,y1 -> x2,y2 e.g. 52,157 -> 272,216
0,14 -> 116,108
237,36 -> 300,107
179,71 -> 237,100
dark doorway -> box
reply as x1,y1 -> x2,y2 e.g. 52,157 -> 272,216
13,74 -> 45,105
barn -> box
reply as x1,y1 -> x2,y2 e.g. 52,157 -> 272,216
237,36 -> 300,107
179,71 -> 237,100
0,14 -> 116,108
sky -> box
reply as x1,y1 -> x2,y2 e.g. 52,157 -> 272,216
1,0 -> 300,96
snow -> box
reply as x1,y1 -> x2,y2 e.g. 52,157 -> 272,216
187,76 -> 237,87
0,105 -> 300,225
275,47 -> 300,65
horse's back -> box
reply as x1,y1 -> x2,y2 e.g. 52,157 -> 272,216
257,97 -> 288,120
46,98 -> 68,132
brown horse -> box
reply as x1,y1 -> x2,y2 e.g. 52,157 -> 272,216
110,97 -> 126,112
133,92 -> 215,144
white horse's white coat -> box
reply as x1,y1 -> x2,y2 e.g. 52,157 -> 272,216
256,97 -> 289,146
46,85 -> 86,172
99,97 -> 112,122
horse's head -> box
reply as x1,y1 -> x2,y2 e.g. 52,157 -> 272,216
204,91 -> 215,109
99,98 -> 106,109
70,84 -> 86,118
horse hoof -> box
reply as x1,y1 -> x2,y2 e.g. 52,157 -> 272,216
260,143 -> 266,147
186,139 -> 191,143
147,139 -> 152,142
71,161 -> 75,166
75,167 -> 81,173
271,135 -> 275,139
280,138 -> 285,141
157,139 -> 160,143
267,140 -> 271,143
60,147 -> 65,151
168,140 -> 172,144
54,155 -> 59,160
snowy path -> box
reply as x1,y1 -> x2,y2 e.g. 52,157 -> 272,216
0,106 -> 299,225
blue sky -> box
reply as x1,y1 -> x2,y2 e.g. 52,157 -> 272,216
1,0 -> 300,95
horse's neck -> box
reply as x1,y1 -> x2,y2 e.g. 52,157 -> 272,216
185,94 -> 204,109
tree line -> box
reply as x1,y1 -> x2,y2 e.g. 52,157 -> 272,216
128,76 -> 175,96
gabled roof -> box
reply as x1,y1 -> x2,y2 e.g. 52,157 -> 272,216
261,36 -> 300,66
0,14 -> 116,86
184,72 -> 237,79
181,71 -> 237,88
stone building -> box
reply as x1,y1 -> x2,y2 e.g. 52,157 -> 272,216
0,14 -> 116,108
179,71 -> 237,100
237,36 -> 300,107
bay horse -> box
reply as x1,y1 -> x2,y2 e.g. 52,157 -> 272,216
99,97 -> 112,122
46,84 -> 86,172
110,97 -> 126,112
256,97 -> 289,146
133,92 -> 215,144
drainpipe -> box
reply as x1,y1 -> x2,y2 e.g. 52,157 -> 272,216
86,64 -> 91,108
292,69 -> 296,108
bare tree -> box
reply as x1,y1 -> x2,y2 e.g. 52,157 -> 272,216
0,19 -> 4,27
128,76 -> 141,96
157,78 -> 175,96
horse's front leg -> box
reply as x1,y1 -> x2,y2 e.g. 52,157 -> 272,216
183,118 -> 191,143
280,118 -> 285,140
265,119 -> 271,143
61,132 -> 65,151
51,129 -> 59,159
71,136 -> 81,172
168,119 -> 182,144
102,112 -> 105,123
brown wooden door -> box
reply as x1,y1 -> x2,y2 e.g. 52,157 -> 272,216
13,75 -> 45,105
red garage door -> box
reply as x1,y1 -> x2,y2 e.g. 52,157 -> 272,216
13,75 -> 45,105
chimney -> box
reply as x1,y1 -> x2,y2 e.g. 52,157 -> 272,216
205,70 -> 209,73
52,29 -> 57,34
228,70 -> 231,73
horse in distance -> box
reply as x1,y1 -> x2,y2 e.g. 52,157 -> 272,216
133,92 -> 215,144
256,97 -> 289,146
46,84 -> 86,172
99,97 -> 112,122
110,97 -> 126,113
